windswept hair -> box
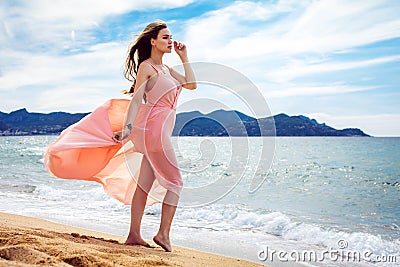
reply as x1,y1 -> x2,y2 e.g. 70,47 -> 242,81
123,21 -> 167,94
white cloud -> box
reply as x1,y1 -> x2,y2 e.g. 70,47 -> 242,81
4,0 -> 194,22
0,41 -> 133,113
268,55 -> 400,83
264,84 -> 378,98
0,0 -> 194,51
183,0 -> 308,61
35,84 -> 130,112
180,0 -> 400,137
0,42 -> 127,90
0,0 -> 399,136
0,0 -> 190,87
184,0 -> 400,60
303,113 -> 400,137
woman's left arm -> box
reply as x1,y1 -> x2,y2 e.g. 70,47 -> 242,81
169,41 -> 197,90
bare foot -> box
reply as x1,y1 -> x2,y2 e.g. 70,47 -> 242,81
125,236 -> 154,248
153,235 -> 172,252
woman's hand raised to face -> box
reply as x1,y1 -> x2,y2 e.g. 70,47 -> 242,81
173,40 -> 188,59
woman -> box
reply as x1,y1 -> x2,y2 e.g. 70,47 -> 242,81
44,21 -> 196,252
115,21 -> 196,251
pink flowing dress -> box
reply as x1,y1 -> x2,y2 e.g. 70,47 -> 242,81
44,60 -> 183,205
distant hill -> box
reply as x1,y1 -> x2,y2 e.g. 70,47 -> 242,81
174,110 -> 368,137
0,108 -> 369,137
173,110 -> 263,136
0,108 -> 88,135
269,113 -> 367,136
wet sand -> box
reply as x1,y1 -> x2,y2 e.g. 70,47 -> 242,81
0,212 -> 263,266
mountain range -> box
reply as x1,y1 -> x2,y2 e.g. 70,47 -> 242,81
0,108 -> 369,137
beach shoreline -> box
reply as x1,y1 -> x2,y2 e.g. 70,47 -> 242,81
1,136 -> 398,267
0,212 -> 264,266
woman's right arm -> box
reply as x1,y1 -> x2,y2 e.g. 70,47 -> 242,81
113,63 -> 152,142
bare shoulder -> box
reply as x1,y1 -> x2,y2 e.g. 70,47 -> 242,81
164,64 -> 174,73
164,64 -> 178,77
138,61 -> 156,78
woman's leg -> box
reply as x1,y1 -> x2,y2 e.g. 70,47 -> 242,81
126,155 -> 155,246
153,191 -> 179,252
146,148 -> 182,252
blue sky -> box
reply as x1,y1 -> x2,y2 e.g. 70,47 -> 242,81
0,0 -> 399,136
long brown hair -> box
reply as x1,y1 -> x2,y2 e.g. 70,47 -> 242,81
123,21 -> 167,94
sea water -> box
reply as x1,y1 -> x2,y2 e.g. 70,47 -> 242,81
0,136 -> 398,266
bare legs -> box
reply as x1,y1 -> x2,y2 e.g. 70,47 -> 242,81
126,155 -> 179,252
125,156 -> 155,247
153,191 -> 179,252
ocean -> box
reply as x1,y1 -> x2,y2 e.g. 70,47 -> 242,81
0,136 -> 399,266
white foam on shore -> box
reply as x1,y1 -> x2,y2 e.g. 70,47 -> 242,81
32,184 -> 400,255
0,181 -> 397,267
172,205 -> 400,260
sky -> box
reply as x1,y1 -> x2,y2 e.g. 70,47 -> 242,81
0,0 -> 399,136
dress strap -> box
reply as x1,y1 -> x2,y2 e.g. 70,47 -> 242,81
145,59 -> 160,73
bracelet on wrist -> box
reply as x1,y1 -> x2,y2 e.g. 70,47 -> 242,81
125,123 -> 132,132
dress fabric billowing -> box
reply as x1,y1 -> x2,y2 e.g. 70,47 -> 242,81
44,60 -> 183,205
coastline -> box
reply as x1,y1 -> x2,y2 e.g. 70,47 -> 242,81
0,212 -> 263,267
1,136 -> 398,267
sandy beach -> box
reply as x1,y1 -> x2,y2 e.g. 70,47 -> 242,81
0,212 -> 263,266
